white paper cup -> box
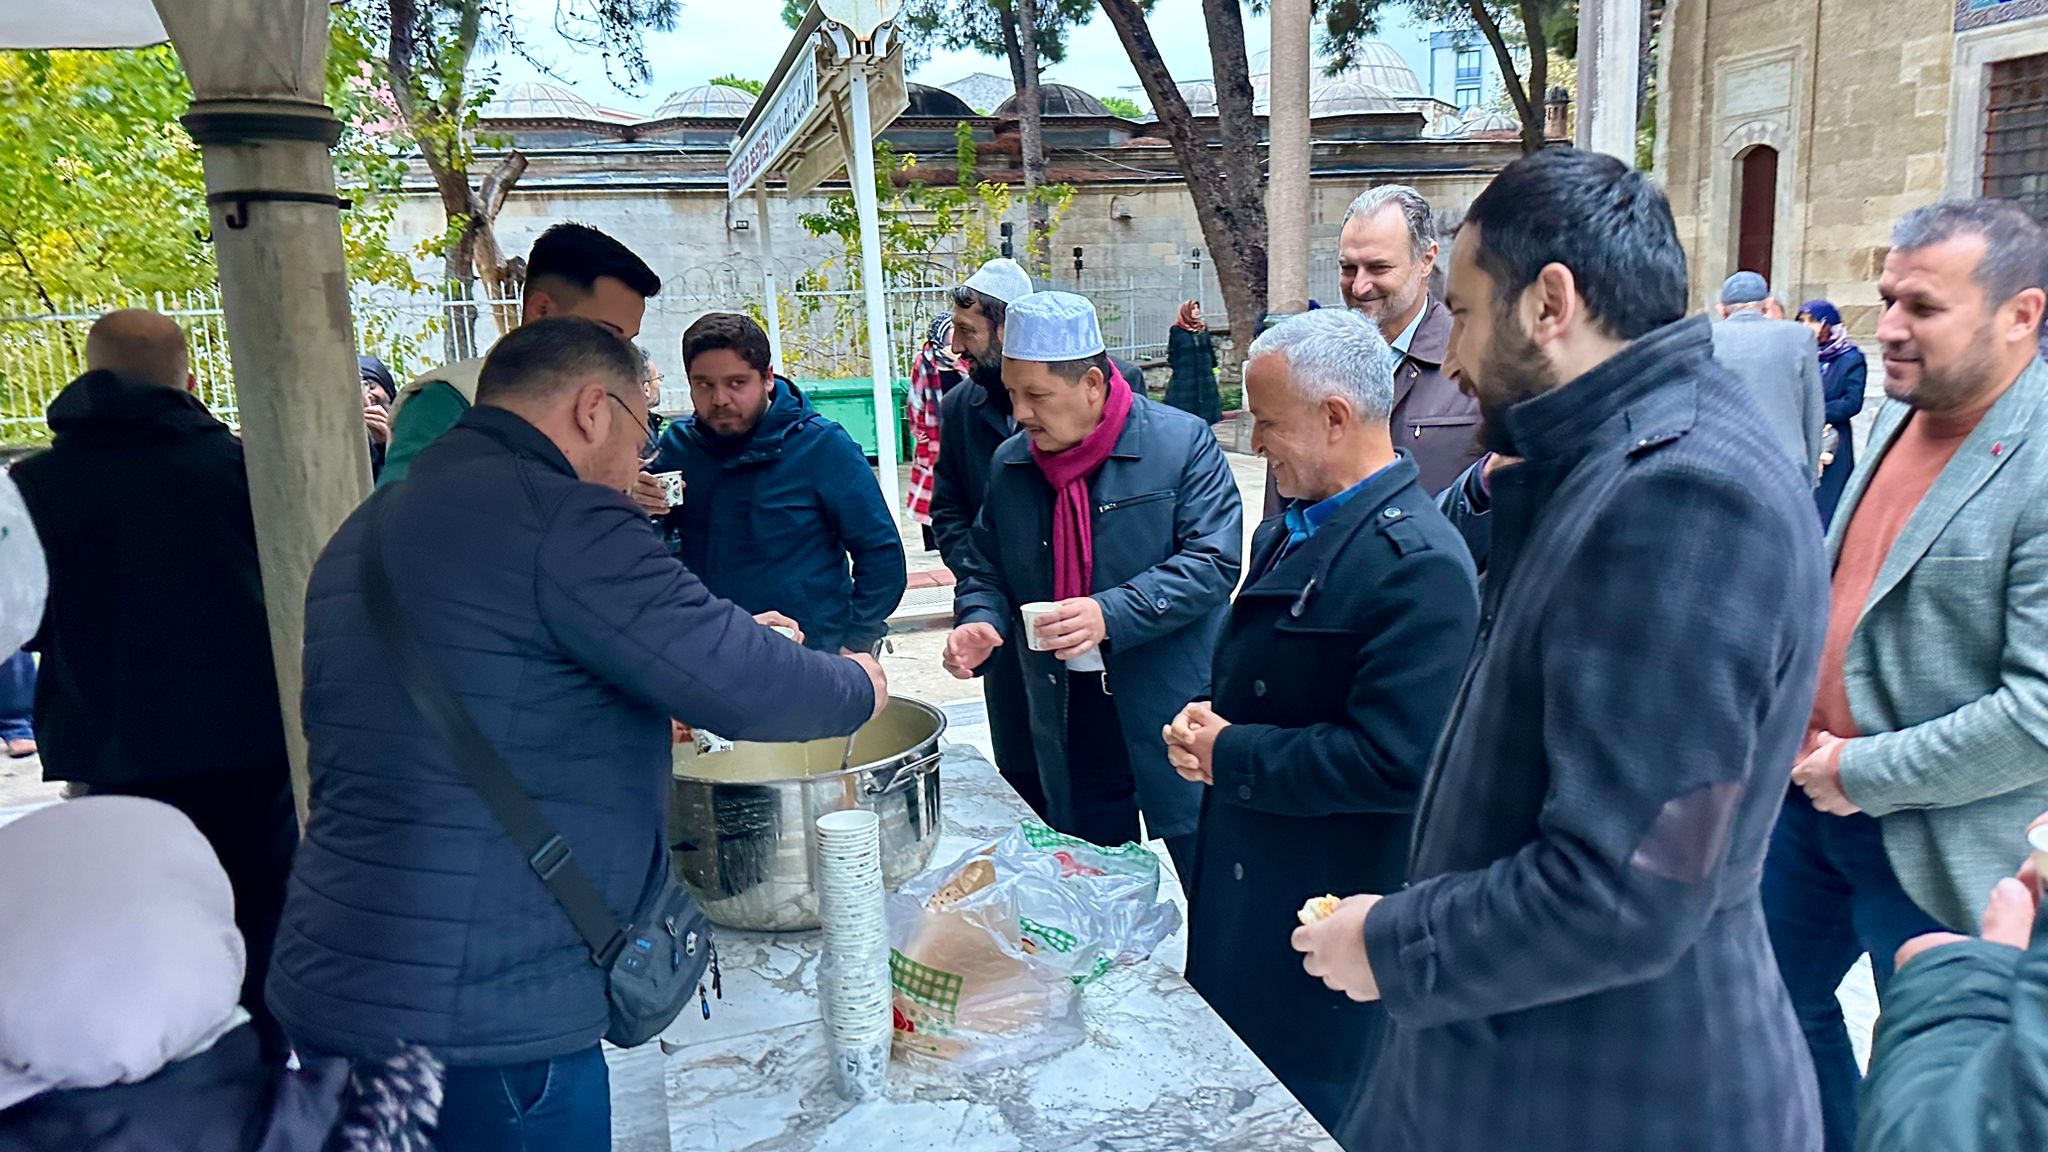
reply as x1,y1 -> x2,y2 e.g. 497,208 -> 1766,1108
1020,602 -> 1057,652
770,625 -> 797,641
816,809 -> 880,839
651,470 -> 685,507
827,1034 -> 891,1102
2029,823 -> 2048,881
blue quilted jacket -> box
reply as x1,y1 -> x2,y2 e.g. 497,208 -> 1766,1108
267,406 -> 875,1064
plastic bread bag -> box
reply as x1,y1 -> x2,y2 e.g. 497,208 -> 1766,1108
887,822 -> 1182,1070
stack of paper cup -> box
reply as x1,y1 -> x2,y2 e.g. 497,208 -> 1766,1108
814,808 -> 891,1101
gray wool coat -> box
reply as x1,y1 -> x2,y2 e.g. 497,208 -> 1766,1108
1832,358 -> 2048,931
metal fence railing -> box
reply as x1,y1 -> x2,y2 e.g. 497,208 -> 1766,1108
0,266 -> 1220,444
0,290 -> 241,446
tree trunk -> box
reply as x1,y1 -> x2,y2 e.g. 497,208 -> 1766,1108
1517,0 -> 1550,153
997,3 -> 1027,90
1015,0 -> 1051,273
387,0 -> 491,358
473,150 -> 529,335
1198,0 -> 1270,371
1098,0 -> 1267,374
1465,0 -> 1545,155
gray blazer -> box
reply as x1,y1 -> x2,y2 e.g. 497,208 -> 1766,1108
1711,311 -> 1826,482
1834,358 -> 2048,931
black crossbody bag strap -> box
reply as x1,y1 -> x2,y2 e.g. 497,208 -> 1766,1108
357,494 -> 628,967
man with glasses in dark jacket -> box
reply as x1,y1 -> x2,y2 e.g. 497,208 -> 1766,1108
271,318 -> 887,1152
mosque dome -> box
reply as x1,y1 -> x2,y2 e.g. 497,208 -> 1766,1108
905,83 -> 975,118
1177,80 -> 1219,117
652,83 -> 757,120
994,83 -> 1112,118
1246,39 -> 1424,115
1340,39 -> 1425,97
1447,108 -> 1522,137
482,82 -> 602,121
1309,77 -> 1399,117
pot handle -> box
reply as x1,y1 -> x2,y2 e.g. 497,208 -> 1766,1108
862,751 -> 941,797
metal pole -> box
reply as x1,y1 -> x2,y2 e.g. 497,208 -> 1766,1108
754,183 -> 785,374
847,59 -> 902,521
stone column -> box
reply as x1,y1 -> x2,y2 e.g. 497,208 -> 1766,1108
156,0 -> 371,817
1266,0 -> 1312,313
1575,0 -> 1643,163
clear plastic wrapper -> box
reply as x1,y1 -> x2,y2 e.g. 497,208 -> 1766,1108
887,822 -> 1181,1071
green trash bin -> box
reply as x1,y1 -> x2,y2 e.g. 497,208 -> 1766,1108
798,378 -> 911,462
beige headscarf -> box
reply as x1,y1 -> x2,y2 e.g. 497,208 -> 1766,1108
0,472 -> 46,654
0,797 -> 247,1110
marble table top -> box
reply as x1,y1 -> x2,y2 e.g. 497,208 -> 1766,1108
642,741 -> 1340,1152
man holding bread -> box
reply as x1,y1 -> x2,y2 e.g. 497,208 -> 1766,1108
944,291 -> 1242,878
1165,309 -> 1477,1131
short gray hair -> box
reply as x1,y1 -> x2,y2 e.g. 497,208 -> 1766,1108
1341,185 -> 1435,263
1892,198 -> 2048,306
1246,309 -> 1397,421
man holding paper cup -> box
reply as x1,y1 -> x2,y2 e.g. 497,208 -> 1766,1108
944,292 -> 1243,877
651,312 -> 906,656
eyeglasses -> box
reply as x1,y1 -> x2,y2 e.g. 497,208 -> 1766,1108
608,392 -> 656,463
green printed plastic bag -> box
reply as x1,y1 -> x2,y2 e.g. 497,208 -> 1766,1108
886,822 -> 1182,1070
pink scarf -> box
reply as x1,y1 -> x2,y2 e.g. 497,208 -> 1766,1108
1030,366 -> 1135,600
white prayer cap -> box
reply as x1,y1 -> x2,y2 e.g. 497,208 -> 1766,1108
961,258 -> 1033,306
0,473 -> 46,654
1004,292 -> 1106,362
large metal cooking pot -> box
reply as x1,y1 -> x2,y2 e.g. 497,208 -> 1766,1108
668,696 -> 945,931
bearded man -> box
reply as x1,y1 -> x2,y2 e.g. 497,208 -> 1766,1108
1292,147 -> 1829,1152
932,258 -> 1046,813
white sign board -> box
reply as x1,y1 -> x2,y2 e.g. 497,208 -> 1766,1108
728,40 -> 823,201
0,2 -> 166,48
817,0 -> 903,38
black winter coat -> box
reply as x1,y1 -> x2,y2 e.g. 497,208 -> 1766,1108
952,396 -> 1243,840
1164,326 -> 1221,425
9,372 -> 288,789
930,376 -> 1011,575
269,407 -> 876,1065
1346,317 -> 1828,1152
1185,455 -> 1476,1087
1815,345 -> 1867,525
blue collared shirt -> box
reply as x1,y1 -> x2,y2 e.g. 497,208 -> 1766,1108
1280,461 -> 1396,553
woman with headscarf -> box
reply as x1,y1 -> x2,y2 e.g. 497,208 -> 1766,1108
0,475 -> 42,760
905,314 -> 961,551
359,356 -> 399,482
1164,300 -> 1221,425
0,796 -> 441,1152
1797,300 -> 1868,526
